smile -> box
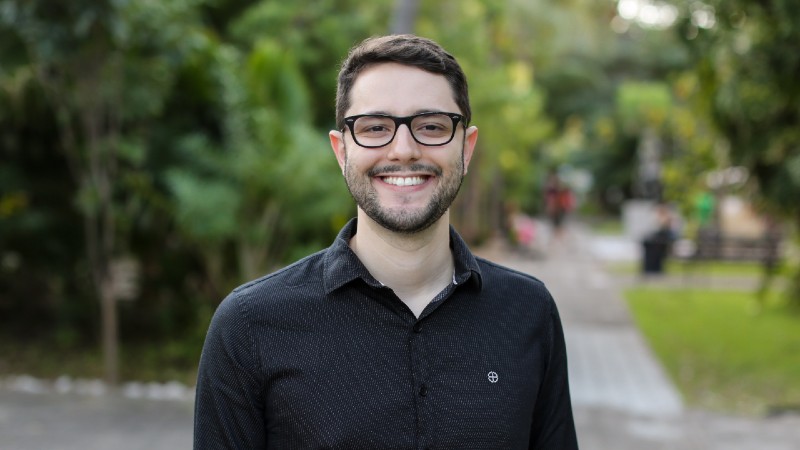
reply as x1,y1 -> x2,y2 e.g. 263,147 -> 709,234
381,176 -> 427,187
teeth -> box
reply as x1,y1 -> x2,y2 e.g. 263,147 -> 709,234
383,176 -> 425,186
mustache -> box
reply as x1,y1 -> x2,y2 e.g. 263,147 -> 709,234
367,164 -> 443,177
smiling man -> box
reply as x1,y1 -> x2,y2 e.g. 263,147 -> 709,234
194,34 -> 578,449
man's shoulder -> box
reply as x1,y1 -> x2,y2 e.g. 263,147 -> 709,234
473,256 -> 553,303
470,257 -> 559,326
206,248 -> 335,337
228,248 -> 328,303
475,256 -> 546,287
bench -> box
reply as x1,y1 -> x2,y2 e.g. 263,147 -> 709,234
677,228 -> 782,266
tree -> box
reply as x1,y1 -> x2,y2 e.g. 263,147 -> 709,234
0,0 -> 205,384
677,0 -> 800,221
165,38 -> 351,293
676,0 -> 800,303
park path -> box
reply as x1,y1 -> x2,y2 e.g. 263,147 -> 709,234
0,388 -> 193,450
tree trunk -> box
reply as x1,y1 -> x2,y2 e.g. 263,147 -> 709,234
453,145 -> 485,243
792,213 -> 800,309
238,201 -> 281,281
100,274 -> 119,385
489,167 -> 506,239
390,0 -> 419,34
82,97 -> 120,386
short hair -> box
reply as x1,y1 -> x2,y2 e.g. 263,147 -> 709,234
335,34 -> 471,130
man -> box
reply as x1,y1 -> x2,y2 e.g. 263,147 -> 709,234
194,34 -> 578,449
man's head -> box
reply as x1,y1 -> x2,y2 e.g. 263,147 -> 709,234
330,35 -> 478,234
335,34 -> 471,131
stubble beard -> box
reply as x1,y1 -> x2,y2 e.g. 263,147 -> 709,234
343,145 -> 465,234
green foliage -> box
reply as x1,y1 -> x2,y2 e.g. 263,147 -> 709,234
676,0 -> 800,222
671,0 -> 800,305
626,286 -> 800,415
228,0 -> 391,127
245,40 -> 310,122
165,34 -> 350,286
167,165 -> 241,243
616,82 -> 673,134
0,0 -> 363,355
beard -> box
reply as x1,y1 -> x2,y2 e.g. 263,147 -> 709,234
343,147 -> 465,234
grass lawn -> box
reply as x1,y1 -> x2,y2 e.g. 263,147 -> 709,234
625,287 -> 800,415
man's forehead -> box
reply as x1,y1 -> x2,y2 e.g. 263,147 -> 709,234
347,63 -> 458,115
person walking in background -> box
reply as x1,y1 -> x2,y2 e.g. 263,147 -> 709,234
544,168 -> 573,243
194,34 -> 578,449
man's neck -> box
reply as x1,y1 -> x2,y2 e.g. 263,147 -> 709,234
349,211 -> 455,317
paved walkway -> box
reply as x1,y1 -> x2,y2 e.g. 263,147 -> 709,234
477,220 -> 800,449
2,220 -> 799,449
0,389 -> 193,450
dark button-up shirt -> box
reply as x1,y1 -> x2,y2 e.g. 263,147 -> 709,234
194,219 -> 578,449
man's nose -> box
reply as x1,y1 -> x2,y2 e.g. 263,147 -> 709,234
386,124 -> 422,161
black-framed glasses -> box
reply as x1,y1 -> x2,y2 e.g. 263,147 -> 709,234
343,112 -> 464,148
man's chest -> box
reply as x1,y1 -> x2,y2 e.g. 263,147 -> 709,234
256,308 -> 547,449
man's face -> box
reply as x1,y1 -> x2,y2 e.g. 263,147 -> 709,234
329,63 -> 478,234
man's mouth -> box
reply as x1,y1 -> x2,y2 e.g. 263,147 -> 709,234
382,176 -> 427,187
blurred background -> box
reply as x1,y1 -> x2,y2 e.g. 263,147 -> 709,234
1,0 -> 798,448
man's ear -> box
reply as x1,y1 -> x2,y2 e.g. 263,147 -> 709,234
329,130 -> 346,174
462,126 -> 478,175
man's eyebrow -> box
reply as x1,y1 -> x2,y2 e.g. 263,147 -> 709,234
413,109 -> 448,115
354,109 -> 449,116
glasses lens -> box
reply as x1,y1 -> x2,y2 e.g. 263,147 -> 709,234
352,116 -> 396,147
410,114 -> 455,145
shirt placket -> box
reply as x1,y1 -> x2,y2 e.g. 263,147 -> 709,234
409,315 -> 429,450
407,280 -> 461,450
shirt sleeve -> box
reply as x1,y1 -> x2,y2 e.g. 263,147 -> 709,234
529,297 -> 579,449
194,292 -> 266,449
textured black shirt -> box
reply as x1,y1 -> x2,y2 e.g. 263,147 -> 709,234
194,219 -> 578,449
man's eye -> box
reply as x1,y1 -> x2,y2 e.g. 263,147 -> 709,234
415,121 -> 450,136
355,118 -> 394,134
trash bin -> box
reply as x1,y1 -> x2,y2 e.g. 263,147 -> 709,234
641,231 -> 672,274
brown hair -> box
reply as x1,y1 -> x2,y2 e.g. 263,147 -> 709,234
335,34 -> 471,130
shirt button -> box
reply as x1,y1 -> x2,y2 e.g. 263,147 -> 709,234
419,384 -> 427,397
413,323 -> 423,333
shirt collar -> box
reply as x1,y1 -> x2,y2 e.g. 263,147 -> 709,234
323,218 -> 483,295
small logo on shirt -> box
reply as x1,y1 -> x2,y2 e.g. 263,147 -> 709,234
487,371 -> 499,383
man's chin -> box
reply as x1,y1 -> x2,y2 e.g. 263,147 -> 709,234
366,210 -> 437,235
